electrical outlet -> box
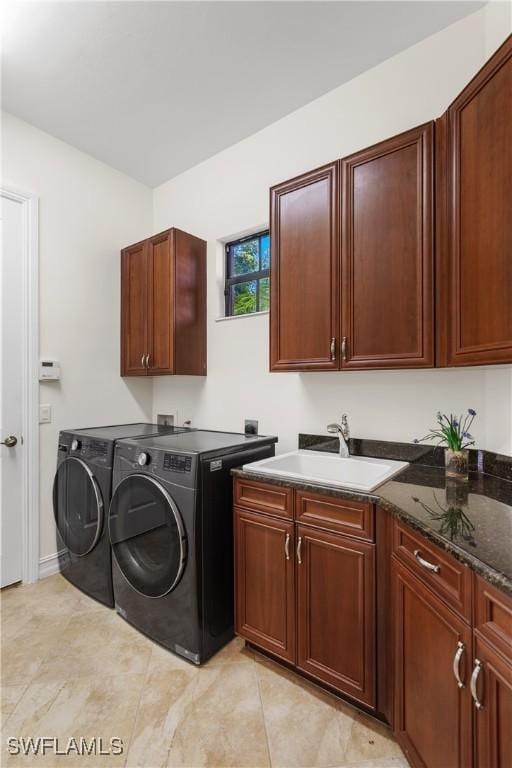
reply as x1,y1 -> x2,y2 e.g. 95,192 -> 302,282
39,404 -> 52,424
157,413 -> 176,427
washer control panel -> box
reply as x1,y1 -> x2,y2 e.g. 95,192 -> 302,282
163,453 -> 192,473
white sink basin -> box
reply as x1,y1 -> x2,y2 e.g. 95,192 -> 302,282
243,450 -> 408,492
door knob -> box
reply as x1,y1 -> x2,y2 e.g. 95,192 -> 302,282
1,435 -> 18,447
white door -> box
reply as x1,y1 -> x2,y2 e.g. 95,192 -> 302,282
0,192 -> 25,587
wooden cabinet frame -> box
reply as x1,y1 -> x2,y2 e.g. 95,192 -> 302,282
121,228 -> 206,377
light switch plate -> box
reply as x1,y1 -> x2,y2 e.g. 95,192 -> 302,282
39,404 -> 52,424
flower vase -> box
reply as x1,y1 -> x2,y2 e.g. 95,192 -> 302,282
445,448 -> 469,480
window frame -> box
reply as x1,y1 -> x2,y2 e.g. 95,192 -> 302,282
224,230 -> 270,317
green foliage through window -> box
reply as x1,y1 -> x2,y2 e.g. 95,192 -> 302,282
225,232 -> 270,316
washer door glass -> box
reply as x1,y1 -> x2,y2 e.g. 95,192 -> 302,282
53,458 -> 104,556
109,474 -> 186,598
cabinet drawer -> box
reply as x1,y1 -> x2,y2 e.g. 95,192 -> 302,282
296,490 -> 374,541
234,477 -> 293,519
392,520 -> 472,620
474,575 -> 512,662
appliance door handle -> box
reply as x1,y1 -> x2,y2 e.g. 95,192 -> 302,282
413,549 -> 440,573
284,533 -> 290,561
296,537 -> 302,565
470,659 -> 483,710
453,641 -> 465,688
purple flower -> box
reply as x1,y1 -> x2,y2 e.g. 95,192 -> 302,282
412,438 -> 419,444
468,408 -> 477,416
463,432 -> 473,439
453,420 -> 459,428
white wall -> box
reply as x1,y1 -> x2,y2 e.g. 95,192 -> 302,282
2,112 -> 153,559
152,3 -> 512,456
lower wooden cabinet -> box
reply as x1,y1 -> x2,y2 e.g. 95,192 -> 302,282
473,636 -> 512,768
234,507 -> 295,662
393,558 -> 473,768
234,480 -> 376,709
296,526 -> 375,707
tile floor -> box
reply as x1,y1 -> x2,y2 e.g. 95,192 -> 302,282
1,575 -> 407,768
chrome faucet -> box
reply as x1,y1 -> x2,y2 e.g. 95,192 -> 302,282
327,414 -> 350,458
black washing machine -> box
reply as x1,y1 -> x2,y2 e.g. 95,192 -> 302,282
53,423 -> 190,607
109,430 -> 277,663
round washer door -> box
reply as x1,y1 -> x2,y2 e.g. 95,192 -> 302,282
108,474 -> 187,599
53,457 -> 104,556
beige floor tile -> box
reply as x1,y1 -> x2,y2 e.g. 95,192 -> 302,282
256,658 -> 345,768
335,758 -> 408,768
167,664 -> 270,768
125,666 -> 198,768
2,619 -> 72,686
1,684 -> 28,721
3,674 -> 144,767
35,611 -> 153,683
341,711 -> 403,764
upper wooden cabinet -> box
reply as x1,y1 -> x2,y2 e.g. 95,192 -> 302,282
437,35 -> 512,366
270,163 -> 339,371
121,228 -> 206,377
341,123 -> 434,369
269,126 -> 434,372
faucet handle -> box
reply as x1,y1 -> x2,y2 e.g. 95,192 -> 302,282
341,414 -> 350,439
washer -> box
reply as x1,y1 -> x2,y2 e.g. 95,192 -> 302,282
109,430 -> 277,664
53,423 -> 190,607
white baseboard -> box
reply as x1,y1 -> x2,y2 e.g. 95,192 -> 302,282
39,551 -> 62,579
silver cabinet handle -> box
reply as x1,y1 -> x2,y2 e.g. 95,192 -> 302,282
341,336 -> 347,361
296,537 -> 302,565
453,641 -> 465,688
145,353 -> 150,368
470,659 -> 483,709
413,549 -> 440,574
141,354 -> 145,368
330,338 -> 336,360
284,533 -> 290,561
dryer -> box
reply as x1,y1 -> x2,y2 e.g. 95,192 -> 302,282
109,430 -> 277,663
53,423 -> 189,607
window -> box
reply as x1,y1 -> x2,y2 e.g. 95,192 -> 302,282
225,231 -> 270,316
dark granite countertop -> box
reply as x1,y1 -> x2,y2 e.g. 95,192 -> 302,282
233,435 -> 512,597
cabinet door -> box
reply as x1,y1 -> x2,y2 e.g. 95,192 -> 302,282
296,525 -> 375,707
234,507 -> 295,662
147,230 -> 174,374
393,559 -> 472,768
439,36 -> 512,366
340,123 -> 434,369
473,636 -> 512,768
270,163 -> 339,371
121,241 -> 148,376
